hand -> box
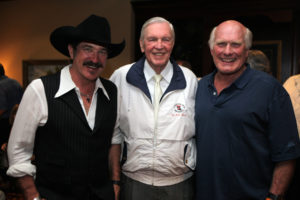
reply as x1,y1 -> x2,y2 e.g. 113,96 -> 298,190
113,184 -> 120,200
32,196 -> 47,200
1,143 -> 7,151
17,175 -> 40,200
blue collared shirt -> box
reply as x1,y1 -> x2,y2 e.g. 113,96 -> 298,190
195,66 -> 300,200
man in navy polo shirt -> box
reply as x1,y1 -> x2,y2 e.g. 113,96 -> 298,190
195,20 -> 300,200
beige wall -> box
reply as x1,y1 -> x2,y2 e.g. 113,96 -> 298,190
0,0 -> 134,86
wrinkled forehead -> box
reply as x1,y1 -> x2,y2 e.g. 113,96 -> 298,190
144,22 -> 173,38
215,22 -> 245,42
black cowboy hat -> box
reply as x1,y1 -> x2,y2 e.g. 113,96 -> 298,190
50,15 -> 125,58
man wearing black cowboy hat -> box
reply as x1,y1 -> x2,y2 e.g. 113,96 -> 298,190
6,15 -> 125,200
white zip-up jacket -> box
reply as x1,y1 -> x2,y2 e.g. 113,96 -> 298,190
110,57 -> 198,186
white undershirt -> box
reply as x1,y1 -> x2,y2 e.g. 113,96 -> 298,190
143,60 -> 173,102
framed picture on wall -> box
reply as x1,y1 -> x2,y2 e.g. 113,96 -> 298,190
22,59 -> 70,87
252,40 -> 282,81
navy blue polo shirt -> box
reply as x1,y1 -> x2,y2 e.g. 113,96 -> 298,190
195,66 -> 300,200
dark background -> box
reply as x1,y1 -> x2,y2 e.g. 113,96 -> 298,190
131,0 -> 300,83
131,1 -> 300,199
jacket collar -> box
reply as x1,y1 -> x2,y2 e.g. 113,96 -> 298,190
126,56 -> 186,101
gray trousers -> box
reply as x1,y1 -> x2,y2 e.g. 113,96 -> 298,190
120,175 -> 194,200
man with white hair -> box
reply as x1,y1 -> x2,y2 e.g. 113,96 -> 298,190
195,20 -> 300,200
110,16 -> 198,200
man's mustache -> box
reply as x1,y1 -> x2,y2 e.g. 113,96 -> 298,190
83,61 -> 103,68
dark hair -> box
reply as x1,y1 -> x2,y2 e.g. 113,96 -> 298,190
68,41 -> 81,63
0,63 -> 5,76
70,41 -> 80,50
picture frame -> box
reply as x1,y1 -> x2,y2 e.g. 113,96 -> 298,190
251,40 -> 282,81
22,59 -> 70,87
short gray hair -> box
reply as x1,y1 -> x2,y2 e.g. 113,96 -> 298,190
140,17 -> 175,41
208,25 -> 253,50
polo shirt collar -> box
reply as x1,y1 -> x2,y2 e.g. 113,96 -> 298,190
232,64 -> 252,90
208,64 -> 252,90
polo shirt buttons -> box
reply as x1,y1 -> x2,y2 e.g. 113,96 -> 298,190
213,91 -> 217,96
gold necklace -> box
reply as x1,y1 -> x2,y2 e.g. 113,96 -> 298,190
80,92 -> 92,103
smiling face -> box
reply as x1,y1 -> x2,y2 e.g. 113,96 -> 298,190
68,41 -> 108,83
140,22 -> 174,72
211,20 -> 249,75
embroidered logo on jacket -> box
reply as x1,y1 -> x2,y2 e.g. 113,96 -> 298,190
172,103 -> 187,117
174,103 -> 186,113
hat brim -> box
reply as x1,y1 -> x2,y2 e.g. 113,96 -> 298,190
50,26 -> 125,59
